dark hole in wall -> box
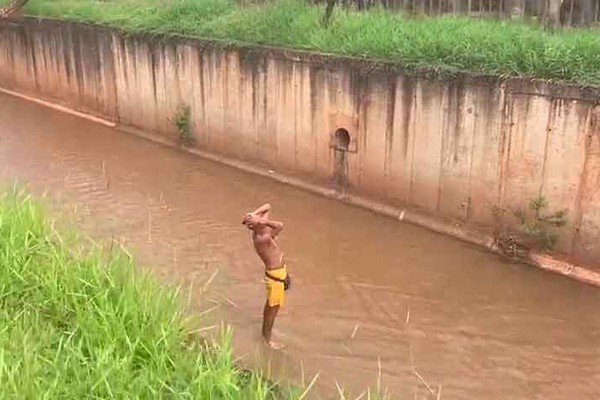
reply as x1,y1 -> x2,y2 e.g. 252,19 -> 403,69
334,127 -> 351,150
333,128 -> 350,188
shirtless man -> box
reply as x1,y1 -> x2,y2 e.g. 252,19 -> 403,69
242,203 -> 288,349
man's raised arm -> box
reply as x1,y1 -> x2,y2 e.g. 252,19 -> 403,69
251,203 -> 272,218
265,220 -> 283,238
253,217 -> 283,238
243,203 -> 272,225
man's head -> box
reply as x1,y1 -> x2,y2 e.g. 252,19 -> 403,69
243,219 -> 257,231
242,213 -> 253,227
242,214 -> 260,231
242,214 -> 271,236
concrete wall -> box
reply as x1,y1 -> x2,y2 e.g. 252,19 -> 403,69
1,19 -> 599,267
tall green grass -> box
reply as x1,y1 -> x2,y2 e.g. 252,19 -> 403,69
0,187 -> 292,399
24,0 -> 600,86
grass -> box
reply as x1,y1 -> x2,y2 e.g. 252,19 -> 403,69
0,186 -> 296,399
0,184 -> 395,398
22,0 -> 600,86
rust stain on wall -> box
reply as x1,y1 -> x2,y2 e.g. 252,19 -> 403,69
384,75 -> 397,180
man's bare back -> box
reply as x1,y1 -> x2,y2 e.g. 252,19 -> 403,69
242,203 -> 287,349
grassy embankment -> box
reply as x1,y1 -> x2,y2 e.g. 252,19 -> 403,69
0,187 -> 300,399
24,0 -> 600,86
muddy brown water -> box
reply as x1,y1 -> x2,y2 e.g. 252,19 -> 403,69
1,93 -> 600,399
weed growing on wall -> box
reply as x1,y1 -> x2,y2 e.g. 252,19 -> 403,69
495,196 -> 567,258
171,104 -> 194,147
513,196 -> 567,250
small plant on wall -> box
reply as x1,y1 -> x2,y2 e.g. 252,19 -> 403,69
171,104 -> 194,147
494,196 -> 567,259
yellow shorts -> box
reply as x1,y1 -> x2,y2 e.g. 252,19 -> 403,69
265,265 -> 287,307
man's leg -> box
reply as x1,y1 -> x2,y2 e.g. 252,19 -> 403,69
262,302 -> 283,349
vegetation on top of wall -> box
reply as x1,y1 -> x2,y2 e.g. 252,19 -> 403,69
22,0 -> 600,87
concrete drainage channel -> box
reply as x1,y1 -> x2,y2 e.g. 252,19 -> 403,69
2,87 -> 599,288
2,19 -> 599,288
